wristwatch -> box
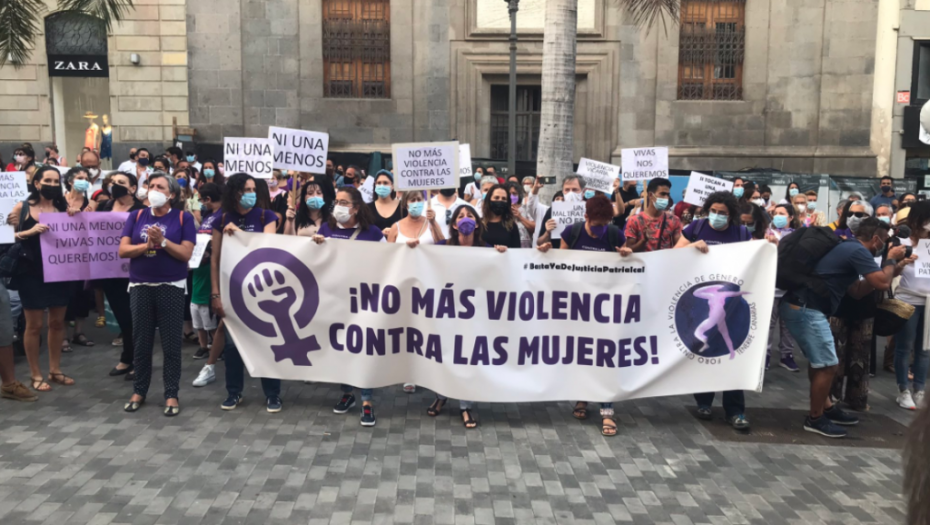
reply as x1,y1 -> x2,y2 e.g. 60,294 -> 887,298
160,239 -> 167,248
884,258 -> 897,268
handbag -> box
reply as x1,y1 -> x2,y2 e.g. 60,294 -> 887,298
874,288 -> 916,337
0,201 -> 34,280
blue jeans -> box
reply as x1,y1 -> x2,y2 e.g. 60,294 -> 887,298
341,384 -> 373,402
694,391 -> 745,419
224,330 -> 280,399
779,302 -> 839,368
895,305 -> 930,392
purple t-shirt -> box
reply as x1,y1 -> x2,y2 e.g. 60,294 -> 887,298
318,222 -> 384,242
199,210 -> 219,235
683,219 -> 751,245
560,222 -> 625,252
213,207 -> 277,233
121,208 -> 197,283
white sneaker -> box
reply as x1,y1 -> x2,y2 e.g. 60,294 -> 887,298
898,389 -> 917,410
403,383 -> 416,393
915,390 -> 926,409
193,364 -> 216,387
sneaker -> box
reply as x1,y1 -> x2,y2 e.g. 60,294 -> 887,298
696,406 -> 713,420
266,396 -> 282,413
403,383 -> 416,393
823,405 -> 859,426
765,355 -> 771,371
803,415 -> 847,438
898,389 -> 917,410
1,381 -> 38,402
334,394 -> 356,414
728,414 -> 751,431
192,364 -> 216,387
779,353 -> 800,372
221,394 -> 242,410
193,347 -> 209,360
915,390 -> 926,409
360,404 -> 376,427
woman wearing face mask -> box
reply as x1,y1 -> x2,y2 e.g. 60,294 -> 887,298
172,168 -> 198,217
506,182 -> 535,248
152,156 -> 171,174
8,167 -> 73,392
835,201 -> 872,239
464,167 -> 484,203
367,170 -> 402,237
535,191 -> 565,247
892,201 -> 930,410
739,202 -> 769,241
268,170 -> 287,200
119,173 -> 196,416
674,191 -> 753,431
312,187 -> 384,426
481,184 -> 522,249
198,160 -> 224,187
387,190 -> 443,247
803,190 -> 827,227
285,177 -> 336,237
895,192 -> 919,226
780,182 -> 801,205
5,146 -> 35,172
790,193 -> 809,224
134,149 -> 152,186
61,168 -> 100,352
731,177 -> 746,200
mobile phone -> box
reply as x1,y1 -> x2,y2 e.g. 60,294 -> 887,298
539,176 -> 557,185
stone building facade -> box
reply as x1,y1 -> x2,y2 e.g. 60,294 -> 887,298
1,0 -> 928,178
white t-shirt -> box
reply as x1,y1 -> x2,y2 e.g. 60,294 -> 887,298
464,182 -> 480,200
430,196 -> 469,239
117,160 -> 136,173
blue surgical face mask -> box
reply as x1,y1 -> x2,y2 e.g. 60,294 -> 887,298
186,155 -> 195,162
240,192 -> 256,209
177,178 -> 188,188
879,216 -> 891,224
733,187 -> 744,198
203,169 -> 215,179
306,196 -> 325,210
474,173 -> 481,182
709,212 -> 729,230
584,190 -> 596,200
73,179 -> 89,192
772,215 -> 788,229
654,197 -> 669,211
807,201 -> 817,211
745,224 -> 756,233
374,185 -> 392,198
408,201 -> 426,218
789,188 -> 799,197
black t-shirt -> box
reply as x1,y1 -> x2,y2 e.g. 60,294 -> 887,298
537,208 -> 562,249
100,198 -> 146,212
271,193 -> 289,233
611,187 -> 640,229
368,201 -> 403,232
483,221 -> 522,249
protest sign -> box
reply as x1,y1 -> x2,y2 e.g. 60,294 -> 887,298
221,232 -> 775,402
917,240 -> 930,279
360,176 -> 375,204
224,138 -> 274,179
684,172 -> 734,207
550,201 -> 587,239
459,144 -> 473,181
576,158 -> 620,193
268,126 -> 329,174
39,212 -> 130,282
189,234 -> 212,270
391,141 -> 460,190
0,201 -> 15,244
621,147 -> 669,181
0,172 -> 28,201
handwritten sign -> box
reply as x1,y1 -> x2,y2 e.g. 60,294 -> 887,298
224,138 -> 274,179
39,212 -> 130,282
550,201 -> 587,239
684,172 -> 734,207
576,158 -> 619,193
621,147 -> 669,181
916,240 -> 930,279
189,234 -> 212,270
0,201 -> 16,244
268,126 -> 329,174
391,141 -> 460,190
0,172 -> 28,201
360,176 -> 375,204
459,144 -> 473,181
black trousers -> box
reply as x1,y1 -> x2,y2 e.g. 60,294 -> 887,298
101,278 -> 134,366
130,285 -> 184,400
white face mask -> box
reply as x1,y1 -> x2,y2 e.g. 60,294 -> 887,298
136,188 -> 149,200
14,155 -> 25,164
333,205 -> 353,224
148,191 -> 168,208
564,191 -> 583,203
751,198 -> 765,207
88,168 -> 100,178
797,204 -> 807,213
523,185 -> 532,194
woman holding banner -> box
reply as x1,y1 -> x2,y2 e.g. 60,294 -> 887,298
481,184 -> 522,249
9,166 -> 73,392
119,173 -> 196,416
386,191 -> 443,247
62,167 -> 99,352
285,175 -> 336,237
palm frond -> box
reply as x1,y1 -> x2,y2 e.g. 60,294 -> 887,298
56,0 -> 135,32
618,0 -> 679,34
0,0 -> 47,67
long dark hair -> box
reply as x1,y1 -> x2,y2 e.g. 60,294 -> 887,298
785,181 -> 800,202
296,178 -> 336,230
253,178 -> 273,211
447,204 -> 485,246
222,173 -> 256,214
329,186 -> 376,231
28,165 -> 68,211
481,184 -> 515,230
739,202 -> 769,240
773,203 -> 799,230
199,159 -> 224,187
702,191 -> 740,227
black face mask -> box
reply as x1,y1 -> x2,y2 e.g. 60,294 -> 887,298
439,188 -> 457,197
881,185 -> 892,194
110,184 -> 130,199
490,201 -> 510,216
39,184 -> 61,201
138,157 -> 150,167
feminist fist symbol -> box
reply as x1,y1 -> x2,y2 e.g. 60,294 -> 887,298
247,267 -> 320,365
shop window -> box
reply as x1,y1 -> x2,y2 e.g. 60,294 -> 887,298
322,0 -> 391,99
490,85 -> 541,161
677,0 -> 746,101
913,41 -> 930,104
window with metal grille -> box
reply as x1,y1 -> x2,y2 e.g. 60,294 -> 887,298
322,0 -> 391,99
677,0 -> 745,101
490,85 -> 542,161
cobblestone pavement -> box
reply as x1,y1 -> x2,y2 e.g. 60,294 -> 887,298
0,326 -> 911,525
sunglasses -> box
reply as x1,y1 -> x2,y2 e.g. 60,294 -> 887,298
849,212 -> 869,218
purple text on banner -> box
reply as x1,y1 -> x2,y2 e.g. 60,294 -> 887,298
39,212 -> 131,283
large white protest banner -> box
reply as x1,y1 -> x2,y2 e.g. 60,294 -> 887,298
621,147 -> 669,181
268,126 -> 329,174
391,141 -> 460,190
684,172 -> 734,207
224,138 -> 274,179
550,201 -> 587,239
576,158 -> 619,193
459,144 -> 473,181
221,233 -> 775,402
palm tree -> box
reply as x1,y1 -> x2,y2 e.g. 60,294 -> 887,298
0,0 -> 135,67
535,0 -> 679,202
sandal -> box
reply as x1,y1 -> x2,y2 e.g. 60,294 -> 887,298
601,418 -> 618,437
461,409 -> 478,429
48,372 -> 74,386
72,334 -> 95,347
61,340 -> 73,353
95,315 -> 106,328
124,397 -> 145,412
427,398 -> 446,417
31,379 -> 51,392
573,402 -> 588,420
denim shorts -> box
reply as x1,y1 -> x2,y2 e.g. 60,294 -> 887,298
778,301 -> 839,368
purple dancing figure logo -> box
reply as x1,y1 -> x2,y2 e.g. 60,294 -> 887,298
692,284 -> 750,360
229,248 -> 321,366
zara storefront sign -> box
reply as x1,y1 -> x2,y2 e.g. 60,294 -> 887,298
48,55 -> 109,78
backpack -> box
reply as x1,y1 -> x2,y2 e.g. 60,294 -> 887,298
687,218 -> 752,243
775,226 -> 841,298
568,222 -> 623,251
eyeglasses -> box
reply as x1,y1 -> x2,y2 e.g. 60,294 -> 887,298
335,200 -> 353,207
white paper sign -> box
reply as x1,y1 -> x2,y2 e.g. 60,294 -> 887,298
189,234 -> 212,269
916,240 -> 930,279
459,144 -> 473,180
621,147 -> 669,181
360,176 -> 375,204
576,158 -> 620,193
684,172 -> 734,207
0,172 -> 28,201
0,200 -> 16,244
268,126 -> 329,174
391,141 -> 460,190
550,201 -> 587,239
224,138 -> 275,179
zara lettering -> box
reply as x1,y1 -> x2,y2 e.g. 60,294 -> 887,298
54,60 -> 103,71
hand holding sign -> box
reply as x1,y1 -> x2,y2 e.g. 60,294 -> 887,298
225,138 -> 275,179
684,172 -> 734,207
621,147 -> 669,181
391,142 -> 460,191
576,158 -> 620,194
